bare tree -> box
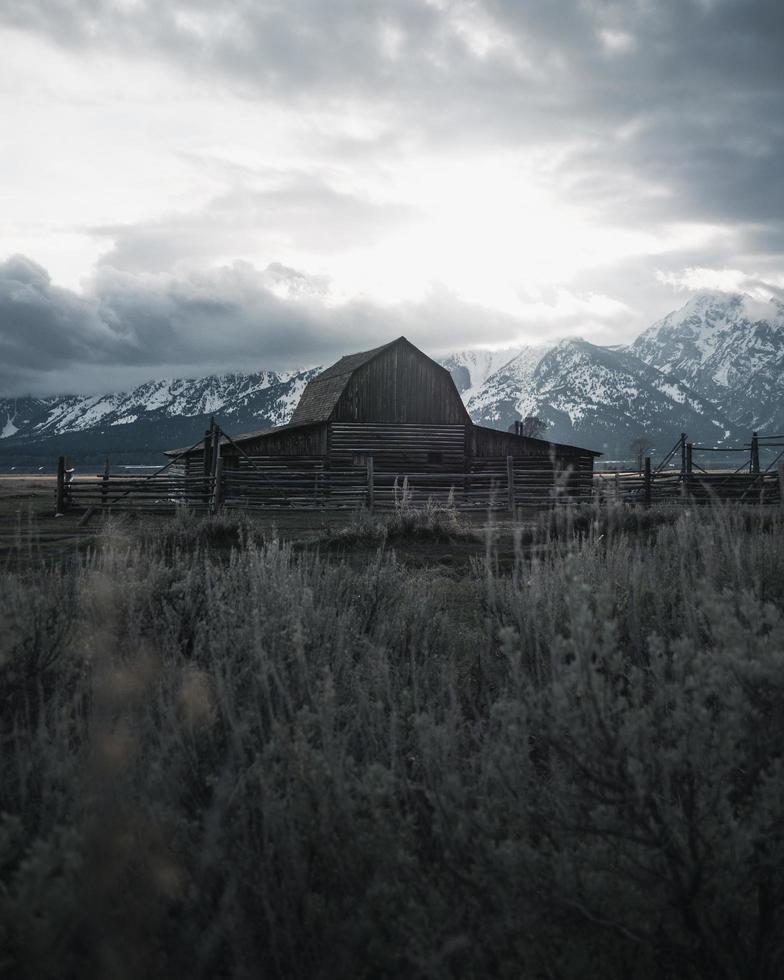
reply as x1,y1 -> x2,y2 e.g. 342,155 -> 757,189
629,435 -> 654,474
509,416 -> 548,438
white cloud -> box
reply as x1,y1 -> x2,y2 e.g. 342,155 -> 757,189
656,266 -> 784,300
598,29 -> 636,54
1,0 -> 783,392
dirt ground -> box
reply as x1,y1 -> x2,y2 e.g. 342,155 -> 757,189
0,477 -> 102,564
0,476 -> 523,570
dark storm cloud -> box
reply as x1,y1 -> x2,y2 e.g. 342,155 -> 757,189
0,253 -> 328,392
0,254 -> 529,395
0,255 -> 134,374
2,0 -> 782,390
3,0 -> 782,242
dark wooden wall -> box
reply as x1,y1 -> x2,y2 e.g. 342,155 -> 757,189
328,422 -> 466,469
331,341 -> 470,425
470,424 -> 594,468
233,423 -> 327,457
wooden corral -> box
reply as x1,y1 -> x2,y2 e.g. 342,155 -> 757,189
595,432 -> 784,506
56,342 -> 784,515
158,337 -> 599,511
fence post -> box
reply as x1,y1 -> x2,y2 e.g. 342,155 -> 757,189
210,423 -> 221,514
366,455 -> 374,511
680,432 -> 687,480
101,457 -> 110,508
55,455 -> 66,515
202,426 -> 213,506
686,442 -> 693,476
644,456 -> 651,508
778,462 -> 784,509
506,455 -> 515,514
750,431 -> 760,474
213,454 -> 223,512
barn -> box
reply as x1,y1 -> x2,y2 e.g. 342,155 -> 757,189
169,337 -> 599,510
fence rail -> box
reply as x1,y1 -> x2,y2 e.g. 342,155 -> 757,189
54,424 -> 784,516
58,462 -> 783,515
595,469 -> 783,505
58,457 -> 594,515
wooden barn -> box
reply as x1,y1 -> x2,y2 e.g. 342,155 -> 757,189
168,337 -> 600,510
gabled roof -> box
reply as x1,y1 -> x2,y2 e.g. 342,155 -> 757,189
289,339 -> 397,425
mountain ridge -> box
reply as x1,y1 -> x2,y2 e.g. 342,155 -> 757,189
2,291 -> 782,466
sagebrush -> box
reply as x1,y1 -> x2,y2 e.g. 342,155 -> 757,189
2,504 -> 784,979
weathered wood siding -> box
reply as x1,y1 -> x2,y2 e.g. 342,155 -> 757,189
469,425 -> 595,486
236,423 -> 326,457
328,422 -> 466,469
331,342 -> 470,425
471,424 -> 588,461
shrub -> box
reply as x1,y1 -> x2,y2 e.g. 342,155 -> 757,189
325,488 -> 475,546
1,508 -> 783,979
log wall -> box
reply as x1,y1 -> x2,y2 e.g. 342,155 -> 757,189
328,422 -> 467,468
235,423 -> 326,457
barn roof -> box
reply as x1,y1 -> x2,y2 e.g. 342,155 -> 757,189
472,424 -> 602,457
220,419 -> 319,445
289,339 -> 397,425
163,419 -> 320,457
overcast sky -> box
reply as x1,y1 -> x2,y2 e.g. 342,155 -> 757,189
1,0 -> 783,394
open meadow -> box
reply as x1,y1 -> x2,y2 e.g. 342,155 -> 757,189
2,487 -> 784,979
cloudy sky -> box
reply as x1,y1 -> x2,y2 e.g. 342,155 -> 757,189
1,0 -> 783,394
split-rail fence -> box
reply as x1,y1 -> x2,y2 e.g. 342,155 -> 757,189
55,429 -> 784,516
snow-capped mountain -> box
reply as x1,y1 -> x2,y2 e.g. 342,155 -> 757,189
0,368 -> 319,466
458,345 -> 553,424
2,290 -> 782,466
441,336 -> 738,456
507,339 -> 732,454
440,347 -> 525,403
440,292 -> 783,454
0,369 -> 316,440
630,292 -> 784,432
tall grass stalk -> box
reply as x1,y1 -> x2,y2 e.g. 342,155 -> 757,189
1,504 -> 783,979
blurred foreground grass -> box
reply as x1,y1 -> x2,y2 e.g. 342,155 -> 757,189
2,502 -> 784,980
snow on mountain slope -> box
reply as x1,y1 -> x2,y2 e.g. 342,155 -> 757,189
3,290 -> 781,466
0,369 -> 320,444
630,291 -> 784,430
440,347 -> 525,402
516,339 -> 733,454
0,396 -> 63,441
459,345 -> 552,423
446,292 -> 782,452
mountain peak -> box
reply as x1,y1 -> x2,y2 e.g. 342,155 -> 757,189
630,289 -> 784,428
668,289 -> 782,327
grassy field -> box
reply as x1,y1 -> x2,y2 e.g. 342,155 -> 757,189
2,491 -> 784,979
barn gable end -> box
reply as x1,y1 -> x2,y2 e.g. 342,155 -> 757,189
330,337 -> 470,425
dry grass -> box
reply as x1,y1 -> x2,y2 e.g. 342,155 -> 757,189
2,502 -> 784,979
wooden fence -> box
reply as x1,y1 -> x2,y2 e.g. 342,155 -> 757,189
58,458 -> 783,516
54,427 -> 784,516
59,453 -> 593,515
593,431 -> 784,506
594,467 -> 783,506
